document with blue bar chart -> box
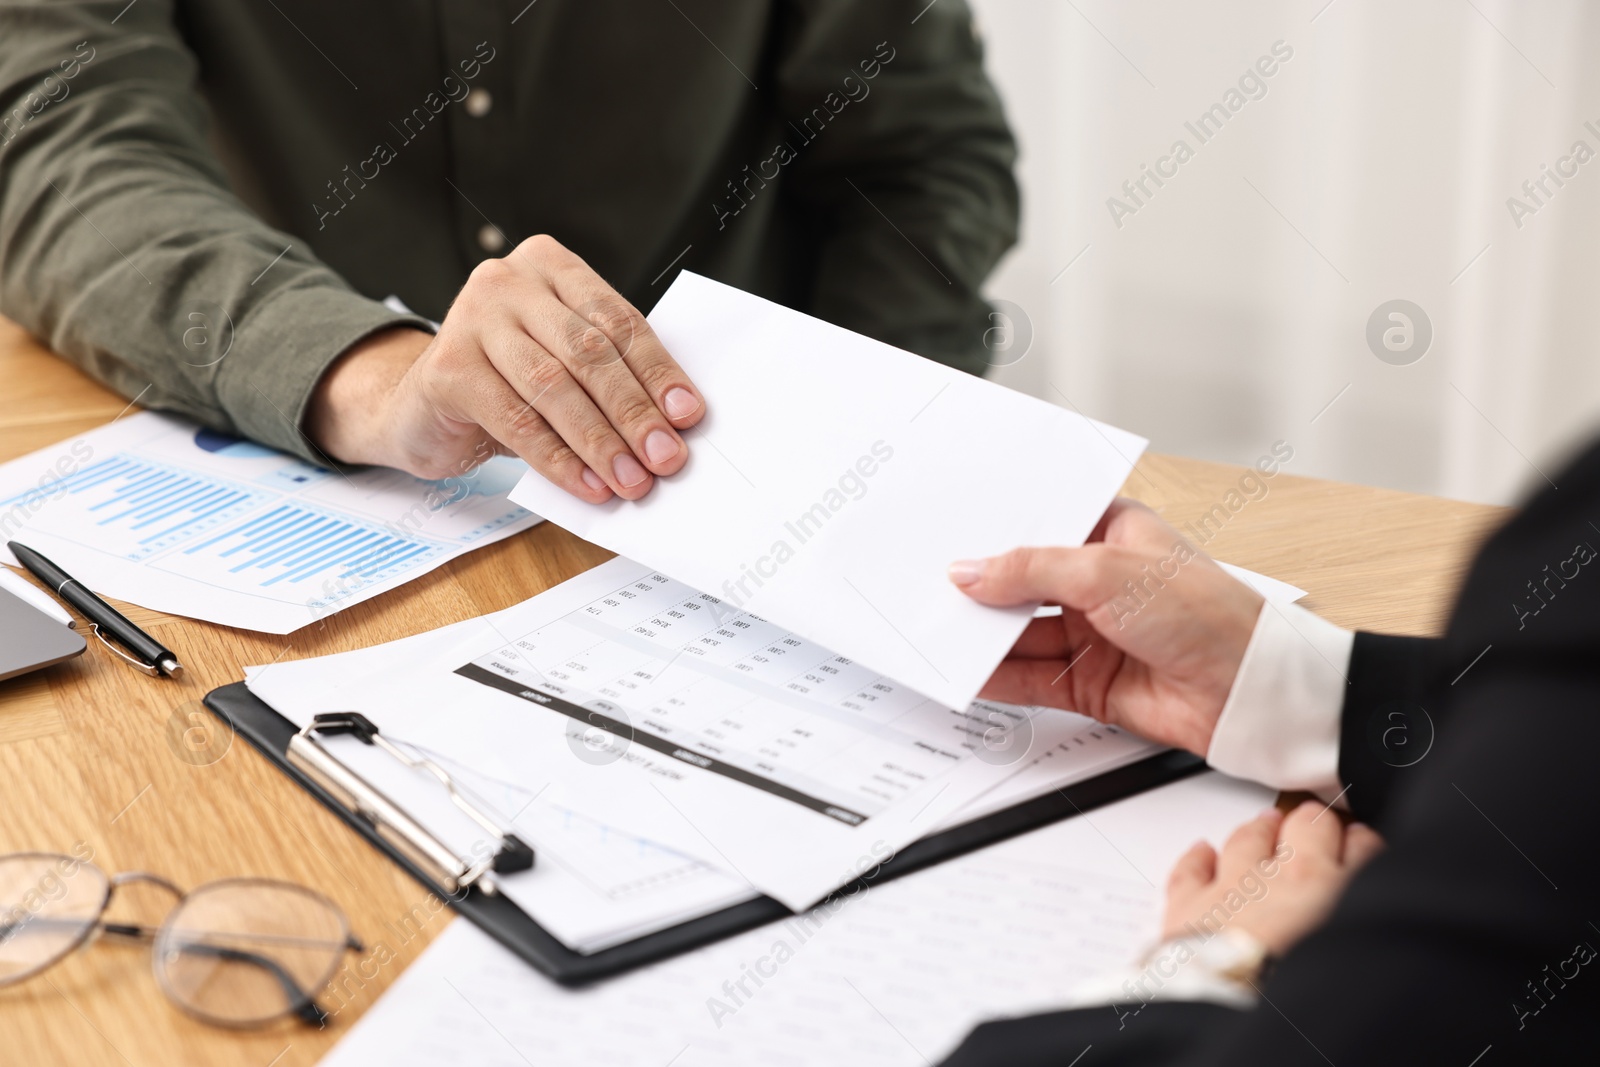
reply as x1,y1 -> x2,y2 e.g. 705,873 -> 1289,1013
0,412 -> 542,632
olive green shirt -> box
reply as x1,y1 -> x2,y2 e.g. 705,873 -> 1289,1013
0,0 -> 1018,463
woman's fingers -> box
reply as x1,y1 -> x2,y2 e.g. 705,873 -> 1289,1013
1168,840 -> 1218,894
1278,799 -> 1343,866
1341,822 -> 1385,869
1006,616 -> 1076,659
978,632 -> 1121,711
1089,497 -> 1156,545
975,658 -> 1077,709
1219,807 -> 1284,872
949,544 -> 1126,611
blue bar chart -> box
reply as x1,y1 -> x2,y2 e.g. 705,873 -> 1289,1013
0,414 -> 542,632
2,454 -> 263,560
177,502 -> 443,596
6,451 -> 448,605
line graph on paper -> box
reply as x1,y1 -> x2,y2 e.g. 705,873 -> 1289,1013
421,747 -> 725,904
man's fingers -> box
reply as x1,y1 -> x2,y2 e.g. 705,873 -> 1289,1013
463,373 -> 611,504
438,238 -> 706,505
535,301 -> 690,478
533,237 -> 706,430
1341,822 -> 1385,870
478,324 -> 655,499
1279,799 -> 1344,864
1219,808 -> 1284,872
949,544 -> 1126,611
614,314 -> 704,428
1168,840 -> 1217,894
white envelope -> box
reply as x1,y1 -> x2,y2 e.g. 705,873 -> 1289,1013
509,273 -> 1146,709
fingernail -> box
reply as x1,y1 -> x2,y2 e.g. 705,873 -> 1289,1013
663,387 -> 701,420
613,453 -> 649,488
948,559 -> 985,587
581,467 -> 606,492
644,429 -> 680,466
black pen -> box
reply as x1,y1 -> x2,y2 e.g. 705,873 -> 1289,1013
8,541 -> 183,678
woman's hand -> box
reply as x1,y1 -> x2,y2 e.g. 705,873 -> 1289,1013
1163,801 -> 1384,957
948,498 -> 1264,756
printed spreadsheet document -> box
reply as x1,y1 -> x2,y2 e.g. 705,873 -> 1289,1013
248,555 -> 1301,917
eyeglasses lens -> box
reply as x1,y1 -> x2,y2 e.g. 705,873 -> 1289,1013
153,880 -> 350,1027
0,853 -> 109,986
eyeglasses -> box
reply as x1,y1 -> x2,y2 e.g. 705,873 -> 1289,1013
0,851 -> 360,1028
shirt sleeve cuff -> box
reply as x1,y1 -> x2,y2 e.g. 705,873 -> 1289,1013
214,285 -> 435,464
1063,938 -> 1258,1016
1205,601 -> 1354,798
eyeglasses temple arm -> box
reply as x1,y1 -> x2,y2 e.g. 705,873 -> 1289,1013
170,940 -> 334,1026
0,916 -> 154,941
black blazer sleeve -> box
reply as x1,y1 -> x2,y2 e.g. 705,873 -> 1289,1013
941,439 -> 1600,1067
1338,631 -> 1452,825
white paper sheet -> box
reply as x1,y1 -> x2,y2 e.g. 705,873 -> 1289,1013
0,412 -> 542,632
317,772 -> 1275,1067
509,273 -> 1148,710
249,557 -> 1164,911
246,556 -> 1303,916
314,734 -> 757,954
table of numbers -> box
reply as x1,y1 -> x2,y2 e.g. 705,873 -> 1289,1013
459,571 -> 989,822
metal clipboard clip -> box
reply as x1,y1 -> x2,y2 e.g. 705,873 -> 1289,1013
286,712 -> 534,896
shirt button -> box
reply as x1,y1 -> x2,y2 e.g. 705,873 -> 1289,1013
464,88 -> 492,117
477,224 -> 506,254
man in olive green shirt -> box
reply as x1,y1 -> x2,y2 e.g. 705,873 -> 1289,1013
0,0 -> 1017,502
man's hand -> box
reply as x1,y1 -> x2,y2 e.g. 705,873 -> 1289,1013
1163,802 -> 1384,957
306,235 -> 706,502
948,498 -> 1264,756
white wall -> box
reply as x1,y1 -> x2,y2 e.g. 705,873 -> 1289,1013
971,0 -> 1600,505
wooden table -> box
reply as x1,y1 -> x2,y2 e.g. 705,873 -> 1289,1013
0,316 -> 1505,1066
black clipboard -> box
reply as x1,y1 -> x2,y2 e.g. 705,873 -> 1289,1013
204,680 -> 1203,986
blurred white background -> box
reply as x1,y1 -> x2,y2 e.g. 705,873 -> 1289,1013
970,0 -> 1600,506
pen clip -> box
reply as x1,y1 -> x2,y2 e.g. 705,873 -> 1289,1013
88,623 -> 159,677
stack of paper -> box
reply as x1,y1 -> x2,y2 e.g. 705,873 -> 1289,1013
314,772 -> 1275,1066
247,557 -> 1162,920
245,275 -> 1304,949
248,556 -> 1302,949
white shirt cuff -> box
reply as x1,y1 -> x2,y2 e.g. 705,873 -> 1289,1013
1062,937 -> 1258,1018
1205,602 -> 1354,799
